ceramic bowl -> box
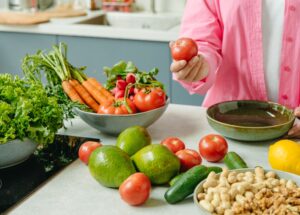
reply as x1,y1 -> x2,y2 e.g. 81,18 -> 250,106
0,138 -> 38,169
193,168 -> 300,215
206,100 -> 295,141
73,98 -> 169,135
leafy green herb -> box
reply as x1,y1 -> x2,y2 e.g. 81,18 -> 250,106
0,74 -> 63,145
104,61 -> 164,91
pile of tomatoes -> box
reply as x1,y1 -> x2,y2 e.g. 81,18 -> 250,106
161,134 -> 228,172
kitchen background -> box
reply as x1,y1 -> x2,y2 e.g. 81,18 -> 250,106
0,0 -> 204,106
0,0 -> 186,12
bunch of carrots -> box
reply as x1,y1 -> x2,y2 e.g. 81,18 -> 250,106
22,43 -> 114,113
65,69 -> 114,112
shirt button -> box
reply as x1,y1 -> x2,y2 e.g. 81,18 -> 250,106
287,37 -> 294,43
283,66 -> 291,72
282,95 -> 288,100
289,5 -> 296,11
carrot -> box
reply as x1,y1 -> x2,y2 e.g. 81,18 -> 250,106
62,80 -> 85,104
82,80 -> 112,106
87,77 -> 114,101
69,79 -> 99,112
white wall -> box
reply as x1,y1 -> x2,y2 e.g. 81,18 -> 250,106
0,0 -> 8,8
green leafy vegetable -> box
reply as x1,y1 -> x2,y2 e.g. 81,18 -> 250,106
21,43 -> 89,120
104,61 -> 164,91
0,74 -> 63,145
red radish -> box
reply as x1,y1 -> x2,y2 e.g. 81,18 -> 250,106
116,79 -> 127,90
129,87 -> 134,95
111,87 -> 117,96
115,89 -> 125,98
126,73 -> 136,84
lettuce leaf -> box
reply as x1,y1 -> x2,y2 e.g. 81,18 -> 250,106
0,74 -> 63,145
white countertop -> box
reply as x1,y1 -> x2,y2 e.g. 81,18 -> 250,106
0,10 -> 180,42
7,104 -> 273,215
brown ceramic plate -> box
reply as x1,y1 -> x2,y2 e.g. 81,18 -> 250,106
206,100 -> 295,141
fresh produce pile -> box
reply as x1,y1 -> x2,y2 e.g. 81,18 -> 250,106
22,43 -> 167,115
0,74 -> 63,145
78,126 -> 249,206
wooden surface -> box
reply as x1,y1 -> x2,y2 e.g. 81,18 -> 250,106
0,4 -> 87,25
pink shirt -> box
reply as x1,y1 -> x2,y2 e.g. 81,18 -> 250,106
177,0 -> 300,109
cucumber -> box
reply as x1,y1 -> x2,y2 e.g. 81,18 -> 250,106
224,151 -> 248,170
164,165 -> 222,204
169,173 -> 184,187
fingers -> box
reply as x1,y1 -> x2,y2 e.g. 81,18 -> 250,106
184,59 -> 203,82
294,107 -> 300,117
170,60 -> 187,73
193,57 -> 209,81
287,121 -> 300,138
169,41 -> 174,48
175,56 -> 200,80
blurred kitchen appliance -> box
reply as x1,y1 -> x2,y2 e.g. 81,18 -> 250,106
8,0 -> 54,11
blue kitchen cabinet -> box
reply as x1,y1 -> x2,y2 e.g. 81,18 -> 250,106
171,81 -> 205,106
0,32 -> 57,76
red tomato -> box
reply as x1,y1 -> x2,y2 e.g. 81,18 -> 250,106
78,141 -> 102,165
98,98 -> 137,114
176,149 -> 202,172
160,137 -> 185,153
119,173 -> 151,206
198,134 -> 228,162
171,38 -> 198,61
133,88 -> 166,112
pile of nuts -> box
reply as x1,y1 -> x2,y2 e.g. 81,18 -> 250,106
197,167 -> 300,215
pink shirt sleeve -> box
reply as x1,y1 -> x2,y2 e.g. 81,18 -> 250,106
174,0 -> 223,95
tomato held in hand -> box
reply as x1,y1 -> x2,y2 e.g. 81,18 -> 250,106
133,88 -> 166,112
171,38 -> 198,61
176,149 -> 202,172
160,137 -> 185,153
199,134 -> 228,162
98,98 -> 137,114
119,173 -> 151,206
78,141 -> 102,165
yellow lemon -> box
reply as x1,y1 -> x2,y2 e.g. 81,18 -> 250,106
268,139 -> 300,175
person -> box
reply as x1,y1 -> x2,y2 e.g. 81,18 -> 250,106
170,0 -> 300,138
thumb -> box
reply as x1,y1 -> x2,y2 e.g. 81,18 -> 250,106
169,41 -> 174,48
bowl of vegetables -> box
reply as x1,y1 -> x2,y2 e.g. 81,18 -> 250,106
22,44 -> 168,136
0,74 -> 64,168
206,100 -> 295,141
73,61 -> 169,135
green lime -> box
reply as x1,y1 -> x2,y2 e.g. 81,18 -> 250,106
88,145 -> 136,188
116,126 -> 151,156
132,144 -> 180,185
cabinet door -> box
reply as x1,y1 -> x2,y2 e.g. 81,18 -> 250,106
0,32 -> 56,76
57,36 -> 171,96
171,80 -> 205,106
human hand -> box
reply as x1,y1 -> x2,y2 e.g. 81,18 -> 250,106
169,42 -> 209,83
287,107 -> 300,138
